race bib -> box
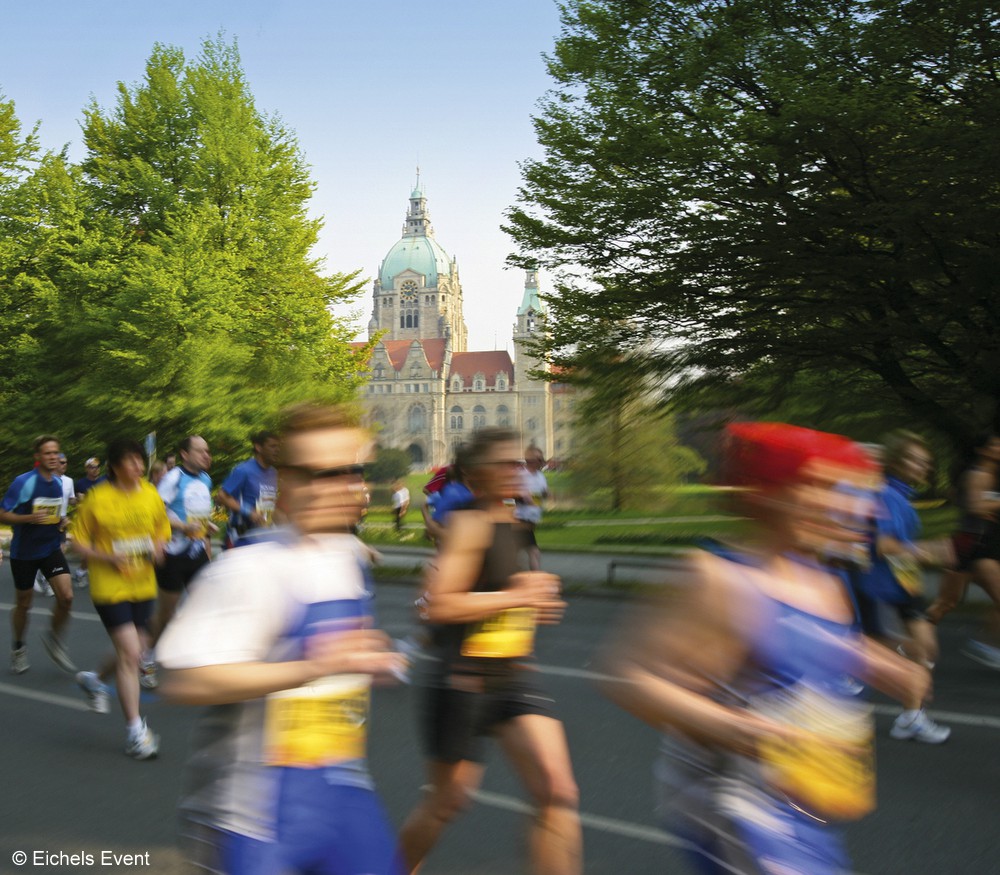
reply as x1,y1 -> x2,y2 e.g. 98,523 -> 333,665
888,555 -> 923,596
112,536 -> 155,573
756,686 -> 875,821
32,497 -> 62,525
263,678 -> 370,768
256,486 -> 277,526
461,607 -> 536,658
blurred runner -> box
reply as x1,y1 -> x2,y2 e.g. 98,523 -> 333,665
71,438 -> 170,759
399,427 -> 580,875
515,446 -> 549,571
216,430 -> 279,549
1,435 -> 76,674
602,422 -> 929,875
158,403 -> 404,875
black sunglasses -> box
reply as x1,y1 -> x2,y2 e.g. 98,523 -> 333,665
279,464 -> 366,482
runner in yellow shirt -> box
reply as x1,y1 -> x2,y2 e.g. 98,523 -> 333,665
71,438 -> 170,760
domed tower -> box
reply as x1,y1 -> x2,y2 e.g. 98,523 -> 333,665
513,268 -> 553,454
368,181 -> 468,351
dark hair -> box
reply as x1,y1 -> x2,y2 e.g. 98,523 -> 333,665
105,438 -> 146,482
251,430 -> 277,448
466,427 -> 521,468
34,434 -> 60,453
882,429 -> 929,473
178,435 -> 203,455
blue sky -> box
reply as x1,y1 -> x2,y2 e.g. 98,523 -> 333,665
1,0 -> 564,350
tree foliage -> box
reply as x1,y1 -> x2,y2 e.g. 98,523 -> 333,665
0,39 -> 365,481
507,0 -> 1000,452
563,340 -> 705,511
366,446 -> 413,484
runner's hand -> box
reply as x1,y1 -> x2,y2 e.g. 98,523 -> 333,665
304,628 -> 403,679
509,572 -> 566,624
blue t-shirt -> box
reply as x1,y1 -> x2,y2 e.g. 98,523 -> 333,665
221,458 -> 278,535
859,476 -> 919,604
431,481 -> 475,523
2,470 -> 65,560
75,475 -> 107,500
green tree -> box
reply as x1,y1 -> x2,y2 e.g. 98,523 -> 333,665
0,39 -> 366,481
564,341 -> 704,511
366,446 -> 413,484
507,0 -> 1000,453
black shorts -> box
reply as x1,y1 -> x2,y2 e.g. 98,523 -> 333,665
421,667 -> 555,763
93,599 -> 155,632
155,551 -> 210,593
10,550 -> 70,591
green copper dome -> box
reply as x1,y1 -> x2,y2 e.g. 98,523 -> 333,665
379,235 -> 453,289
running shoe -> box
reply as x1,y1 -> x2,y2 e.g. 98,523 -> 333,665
963,640 -> 1000,671
10,647 -> 29,675
72,568 -> 89,588
75,671 -> 111,714
125,721 -> 160,760
139,658 -> 158,690
890,710 -> 951,744
42,632 -> 76,673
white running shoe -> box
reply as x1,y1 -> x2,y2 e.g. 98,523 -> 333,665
75,671 -> 111,714
963,640 -> 1000,671
72,567 -> 89,588
125,721 -> 160,760
10,647 -> 29,674
890,710 -> 951,744
139,658 -> 158,690
42,632 -> 76,673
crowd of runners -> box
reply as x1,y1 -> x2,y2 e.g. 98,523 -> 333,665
2,412 -> 999,874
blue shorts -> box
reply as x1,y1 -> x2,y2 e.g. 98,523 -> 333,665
93,599 -> 155,632
181,779 -> 403,875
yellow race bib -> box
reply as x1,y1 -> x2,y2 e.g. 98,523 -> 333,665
264,678 -> 370,768
461,607 -> 536,658
756,687 -> 875,821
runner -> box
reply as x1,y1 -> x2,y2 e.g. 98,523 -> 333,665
857,430 -> 952,742
33,452 -> 75,597
392,479 -> 411,532
0,435 -> 76,674
216,430 -> 279,548
157,403 -> 404,875
148,434 -> 214,651
515,446 -> 549,570
602,422 -> 930,875
70,438 -> 170,759
72,457 -> 104,586
399,427 -> 581,875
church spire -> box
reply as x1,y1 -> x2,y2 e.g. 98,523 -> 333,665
403,174 -> 432,238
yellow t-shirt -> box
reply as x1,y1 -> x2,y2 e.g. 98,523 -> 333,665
71,480 -> 171,605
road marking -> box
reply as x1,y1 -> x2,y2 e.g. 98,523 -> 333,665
471,788 -> 688,848
0,681 -> 90,712
0,602 -> 103,622
5,604 -> 1000,729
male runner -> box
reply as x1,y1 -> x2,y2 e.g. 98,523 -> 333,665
149,435 -> 214,651
158,403 -> 404,875
1,435 -> 76,673
216,430 -> 279,548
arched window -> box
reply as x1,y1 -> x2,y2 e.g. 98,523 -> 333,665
496,404 -> 510,427
408,404 -> 426,433
405,312 -> 413,328
496,374 -> 507,391
473,372 -> 485,392
451,376 -> 463,393
473,405 -> 487,430
450,405 -> 464,431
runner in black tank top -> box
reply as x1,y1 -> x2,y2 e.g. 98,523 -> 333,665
399,428 -> 582,875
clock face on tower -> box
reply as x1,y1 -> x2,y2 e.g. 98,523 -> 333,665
400,280 -> 418,303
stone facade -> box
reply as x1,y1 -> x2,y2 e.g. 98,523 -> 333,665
356,185 -> 573,469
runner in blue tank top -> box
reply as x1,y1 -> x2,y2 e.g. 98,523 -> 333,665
602,423 -> 931,875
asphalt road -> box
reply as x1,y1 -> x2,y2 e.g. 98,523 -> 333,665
1,565 -> 999,875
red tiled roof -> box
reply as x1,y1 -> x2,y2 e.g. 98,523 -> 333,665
422,339 -> 447,373
379,340 -> 413,372
449,351 -> 514,388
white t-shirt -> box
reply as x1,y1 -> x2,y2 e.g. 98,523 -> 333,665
392,486 -> 410,510
157,532 -> 374,839
59,475 -> 75,517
